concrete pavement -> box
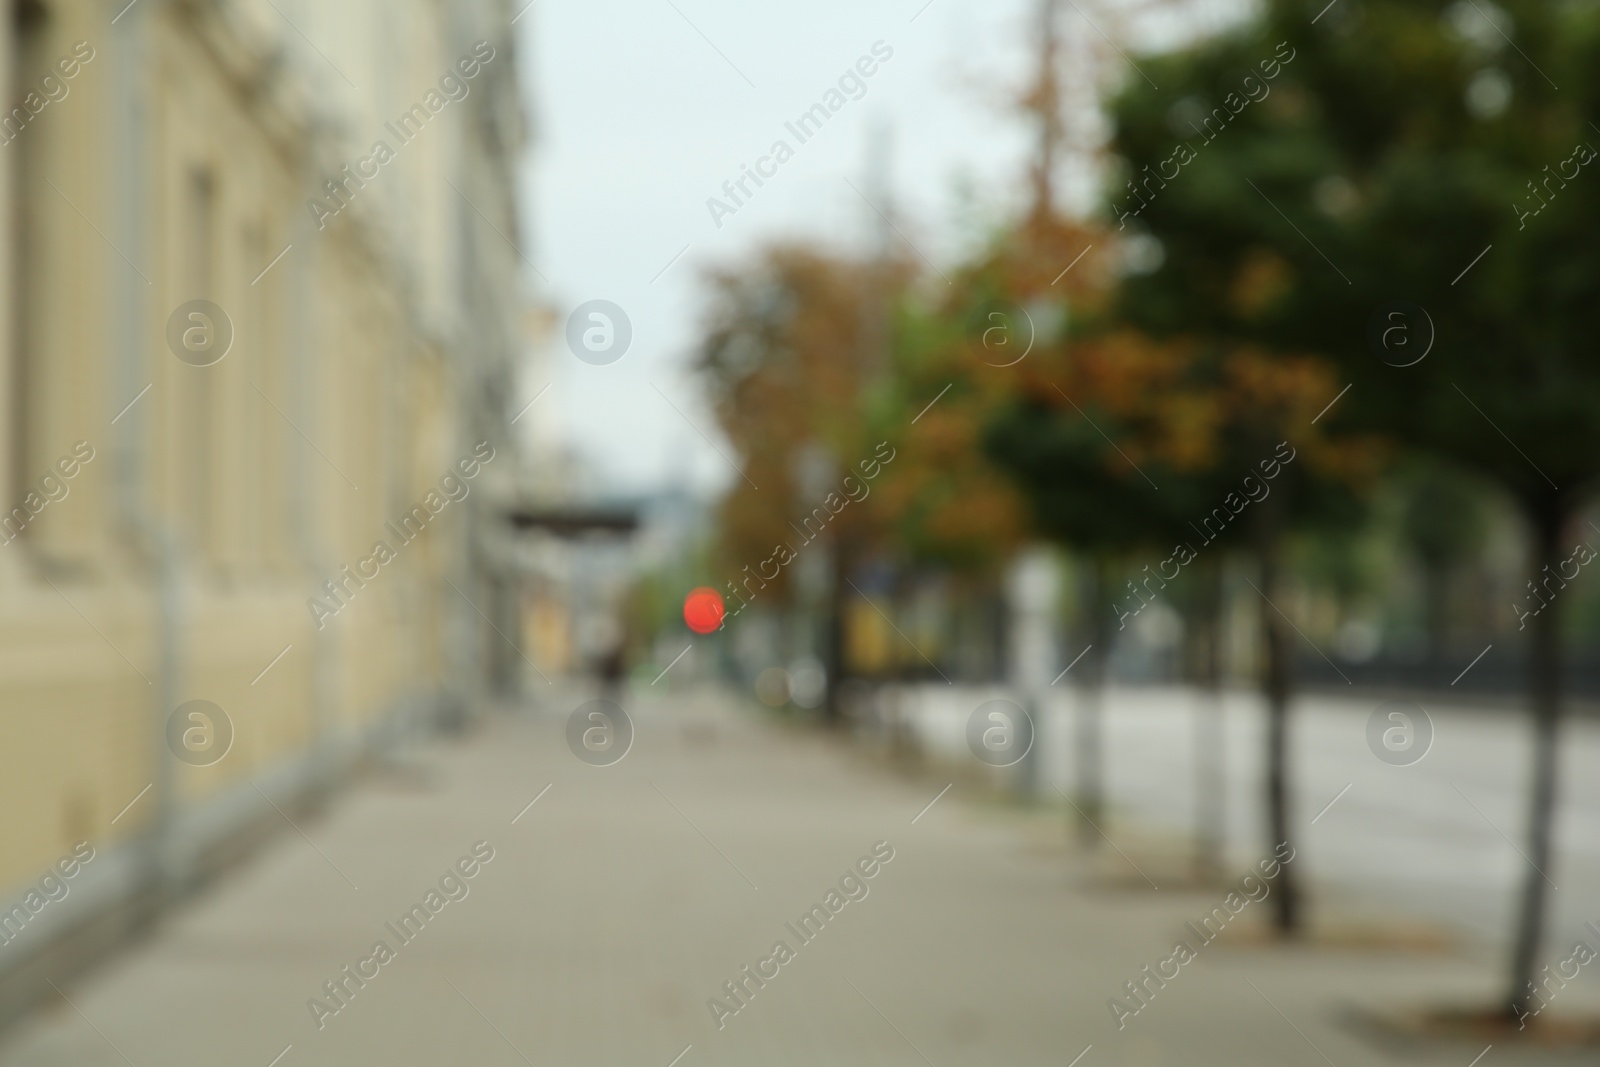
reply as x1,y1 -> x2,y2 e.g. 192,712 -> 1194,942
0,683 -> 1587,1065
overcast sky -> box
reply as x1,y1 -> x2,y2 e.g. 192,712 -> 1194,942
512,0 -> 1217,500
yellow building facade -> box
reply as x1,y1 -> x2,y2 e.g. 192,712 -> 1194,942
0,0 -> 526,1020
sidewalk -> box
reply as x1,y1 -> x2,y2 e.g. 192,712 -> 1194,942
0,684 -> 1577,1065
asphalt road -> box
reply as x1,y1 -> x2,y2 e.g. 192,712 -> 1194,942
908,682 -> 1600,964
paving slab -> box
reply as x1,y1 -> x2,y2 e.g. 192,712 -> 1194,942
0,684 -> 1584,1066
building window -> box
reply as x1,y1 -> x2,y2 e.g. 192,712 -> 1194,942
6,0 -> 47,542
182,165 -> 216,555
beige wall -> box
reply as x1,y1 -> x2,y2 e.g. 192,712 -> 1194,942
0,0 -> 524,895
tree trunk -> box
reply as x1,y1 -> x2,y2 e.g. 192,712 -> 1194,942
1423,560 -> 1450,677
1193,558 -> 1226,881
1074,558 -> 1110,848
821,539 -> 850,727
1255,494 -> 1301,934
1507,505 -> 1567,1023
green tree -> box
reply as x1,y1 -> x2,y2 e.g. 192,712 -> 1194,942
984,323 -> 1198,843
1106,0 -> 1600,1018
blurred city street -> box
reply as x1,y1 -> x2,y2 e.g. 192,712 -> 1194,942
0,683 -> 1593,1066
7,0 -> 1600,1060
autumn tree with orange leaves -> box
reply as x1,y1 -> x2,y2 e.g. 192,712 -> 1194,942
697,246 -> 925,720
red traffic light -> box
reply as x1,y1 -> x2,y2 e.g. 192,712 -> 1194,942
683,587 -> 726,634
